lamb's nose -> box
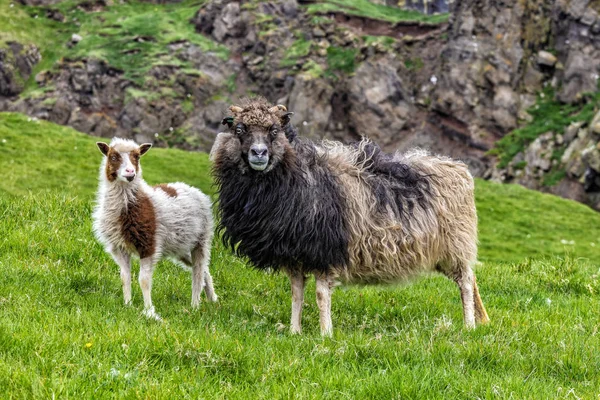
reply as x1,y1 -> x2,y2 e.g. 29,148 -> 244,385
125,168 -> 135,174
250,144 -> 268,157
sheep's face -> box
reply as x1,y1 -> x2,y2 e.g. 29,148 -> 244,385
96,140 -> 152,183
223,102 -> 294,173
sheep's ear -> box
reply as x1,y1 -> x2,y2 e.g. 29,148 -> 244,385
221,116 -> 234,128
281,111 -> 294,125
269,104 -> 287,113
139,143 -> 152,156
97,142 -> 110,156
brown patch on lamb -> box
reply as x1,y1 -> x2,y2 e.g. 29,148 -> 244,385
120,190 -> 156,258
105,147 -> 122,182
154,184 -> 178,197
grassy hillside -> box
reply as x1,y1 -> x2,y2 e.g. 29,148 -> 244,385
1,112 -> 600,398
0,0 -> 227,91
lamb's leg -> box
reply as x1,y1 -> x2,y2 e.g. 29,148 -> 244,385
191,238 -> 217,307
139,256 -> 160,320
287,270 -> 306,334
110,249 -> 131,305
315,273 -> 333,337
473,276 -> 490,324
203,270 -> 218,303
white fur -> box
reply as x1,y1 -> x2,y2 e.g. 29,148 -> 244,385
93,138 -> 217,319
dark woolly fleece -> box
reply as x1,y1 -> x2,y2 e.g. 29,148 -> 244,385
214,128 -> 432,274
214,138 -> 350,273
354,141 -> 431,223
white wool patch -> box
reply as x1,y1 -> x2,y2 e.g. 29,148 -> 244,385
110,137 -> 140,153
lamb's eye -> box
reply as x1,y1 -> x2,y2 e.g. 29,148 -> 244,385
111,156 -> 118,162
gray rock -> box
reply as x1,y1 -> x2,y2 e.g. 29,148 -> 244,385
537,50 -> 557,67
590,110 -> 600,134
0,43 -> 41,96
581,7 -> 598,26
558,51 -> 599,103
312,27 -> 326,38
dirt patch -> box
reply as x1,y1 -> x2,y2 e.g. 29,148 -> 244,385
317,12 -> 446,39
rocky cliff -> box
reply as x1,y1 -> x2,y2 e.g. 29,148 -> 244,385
1,0 -> 600,209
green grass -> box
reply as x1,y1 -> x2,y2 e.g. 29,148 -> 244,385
1,112 -> 600,397
0,0 -> 72,89
326,46 -> 358,75
279,38 -> 312,68
306,0 -> 449,24
1,0 -> 228,91
490,88 -> 600,169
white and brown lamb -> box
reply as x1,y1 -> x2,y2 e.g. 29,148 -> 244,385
93,138 -> 216,320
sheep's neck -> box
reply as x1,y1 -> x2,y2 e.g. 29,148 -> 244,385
100,180 -> 141,214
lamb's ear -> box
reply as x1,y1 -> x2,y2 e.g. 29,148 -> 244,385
97,142 -> 110,156
139,143 -> 152,156
281,111 -> 294,126
221,116 -> 234,128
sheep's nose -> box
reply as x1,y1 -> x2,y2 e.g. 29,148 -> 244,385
250,144 -> 268,157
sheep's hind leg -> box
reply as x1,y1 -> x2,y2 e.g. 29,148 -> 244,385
287,270 -> 306,334
191,239 -> 217,307
203,270 -> 218,303
110,249 -> 132,305
139,256 -> 161,321
456,266 -> 476,329
315,273 -> 334,337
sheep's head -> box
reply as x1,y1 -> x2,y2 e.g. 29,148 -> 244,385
96,138 -> 152,183
221,99 -> 294,173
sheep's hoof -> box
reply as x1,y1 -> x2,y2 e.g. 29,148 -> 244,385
208,294 -> 218,303
143,307 -> 162,321
320,328 -> 333,337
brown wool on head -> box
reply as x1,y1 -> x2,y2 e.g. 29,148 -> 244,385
105,147 -> 122,182
154,184 -> 177,197
129,149 -> 141,172
119,191 -> 156,258
231,98 -> 281,128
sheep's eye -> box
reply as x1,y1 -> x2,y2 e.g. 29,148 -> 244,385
271,127 -> 278,136
235,126 -> 245,135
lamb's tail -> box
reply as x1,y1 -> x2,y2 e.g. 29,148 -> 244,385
168,257 -> 192,272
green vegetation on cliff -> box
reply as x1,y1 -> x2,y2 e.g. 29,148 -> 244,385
1,0 -> 228,90
490,87 -> 600,169
1,112 -> 600,397
306,0 -> 449,24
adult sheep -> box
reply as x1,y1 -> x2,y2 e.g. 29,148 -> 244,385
211,98 -> 489,336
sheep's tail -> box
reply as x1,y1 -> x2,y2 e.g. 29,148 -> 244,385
168,257 -> 192,272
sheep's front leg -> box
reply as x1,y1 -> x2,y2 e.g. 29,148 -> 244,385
315,273 -> 333,336
288,271 -> 306,334
139,257 -> 160,321
110,249 -> 131,305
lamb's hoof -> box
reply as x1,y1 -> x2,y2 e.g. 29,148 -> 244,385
320,328 -> 333,337
142,307 -> 162,321
208,294 -> 218,303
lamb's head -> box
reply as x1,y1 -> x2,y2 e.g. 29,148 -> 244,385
96,138 -> 152,183
221,99 -> 295,173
